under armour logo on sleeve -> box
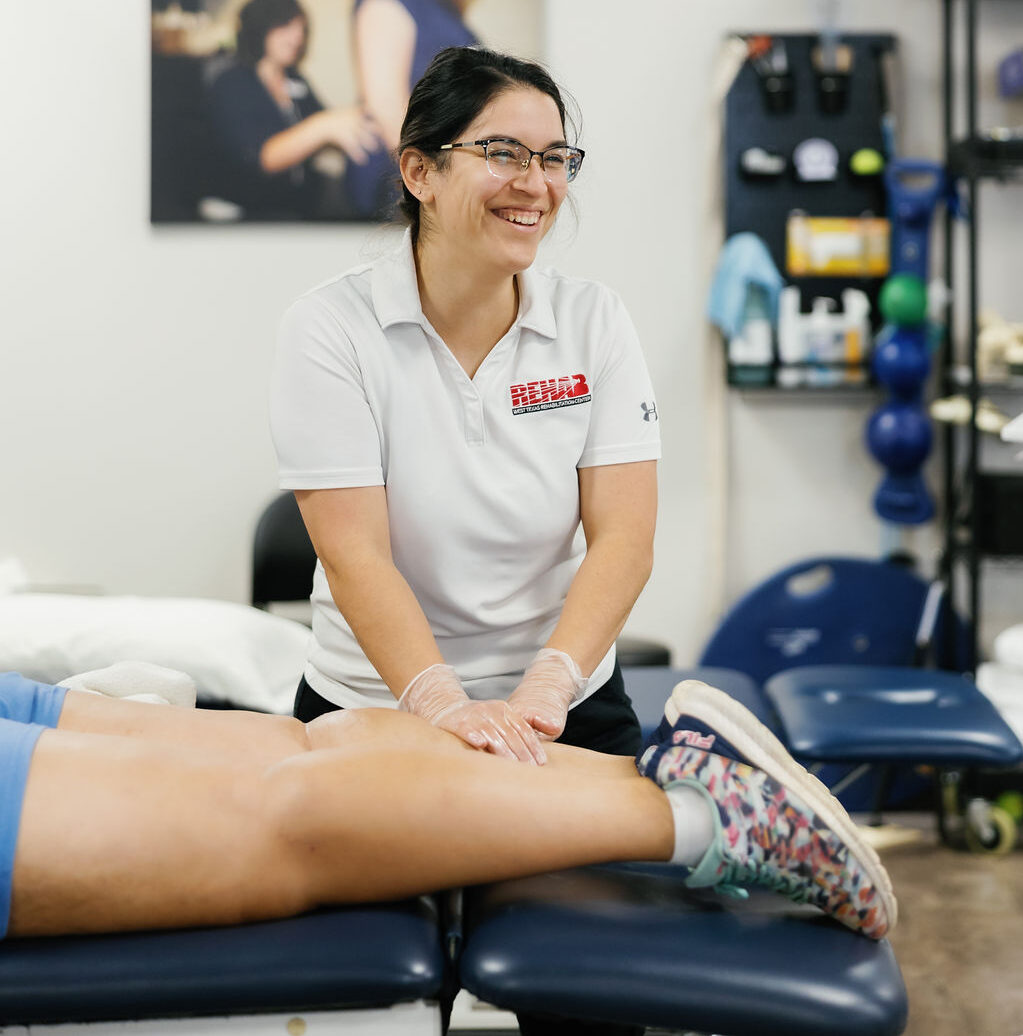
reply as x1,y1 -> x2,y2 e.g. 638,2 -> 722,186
641,401 -> 658,422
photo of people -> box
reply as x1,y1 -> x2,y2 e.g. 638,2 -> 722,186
150,0 -> 542,223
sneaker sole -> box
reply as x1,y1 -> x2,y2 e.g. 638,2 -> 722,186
666,679 -> 898,933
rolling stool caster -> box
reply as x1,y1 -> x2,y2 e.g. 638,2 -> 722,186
938,770 -> 1018,855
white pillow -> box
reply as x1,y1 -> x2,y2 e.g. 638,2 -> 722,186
977,662 -> 1023,746
0,594 -> 310,714
994,625 -> 1023,670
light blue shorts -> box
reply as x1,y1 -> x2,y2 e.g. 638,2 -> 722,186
0,673 -> 68,939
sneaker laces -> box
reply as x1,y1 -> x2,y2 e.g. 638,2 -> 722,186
714,860 -> 812,904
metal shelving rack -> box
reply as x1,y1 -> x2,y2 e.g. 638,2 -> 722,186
941,0 -> 1023,669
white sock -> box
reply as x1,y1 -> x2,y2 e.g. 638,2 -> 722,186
664,784 -> 717,866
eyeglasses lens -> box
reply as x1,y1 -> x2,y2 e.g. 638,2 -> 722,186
484,142 -> 582,184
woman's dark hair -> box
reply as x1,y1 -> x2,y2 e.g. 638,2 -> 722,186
397,47 -> 576,242
236,0 -> 308,68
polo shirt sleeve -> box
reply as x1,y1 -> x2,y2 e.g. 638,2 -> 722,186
270,294 -> 385,489
577,289 -> 662,468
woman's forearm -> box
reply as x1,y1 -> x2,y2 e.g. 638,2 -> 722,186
296,488 -> 443,697
320,552 -> 444,698
259,115 -> 328,173
545,461 -> 658,676
546,534 -> 654,676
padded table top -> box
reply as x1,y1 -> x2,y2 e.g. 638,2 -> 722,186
765,665 -> 1023,765
623,665 -> 779,741
0,899 -> 446,1025
460,864 -> 907,1036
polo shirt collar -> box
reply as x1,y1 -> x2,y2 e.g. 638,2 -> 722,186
516,263 -> 557,339
371,229 -> 424,330
372,229 -> 557,340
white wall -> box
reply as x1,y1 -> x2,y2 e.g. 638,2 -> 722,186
2,1 -> 1019,665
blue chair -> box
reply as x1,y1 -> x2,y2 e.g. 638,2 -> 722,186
696,555 -> 1022,832
699,556 -> 968,682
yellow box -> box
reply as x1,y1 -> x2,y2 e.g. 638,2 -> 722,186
786,214 -> 890,277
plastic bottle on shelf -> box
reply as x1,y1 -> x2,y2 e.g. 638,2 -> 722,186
777,286 -> 807,387
808,296 -> 841,386
728,284 -> 774,386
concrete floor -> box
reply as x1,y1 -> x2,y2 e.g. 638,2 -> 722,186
881,816 -> 1023,1036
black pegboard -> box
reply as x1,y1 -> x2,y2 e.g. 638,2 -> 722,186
726,33 -> 896,276
724,33 -> 897,385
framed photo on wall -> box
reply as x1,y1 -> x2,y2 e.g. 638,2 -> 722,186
150,0 -> 543,224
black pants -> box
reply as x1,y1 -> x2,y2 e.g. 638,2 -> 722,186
293,665 -> 645,1036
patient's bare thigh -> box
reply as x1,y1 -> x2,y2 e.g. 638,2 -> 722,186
58,690 -> 310,765
8,730 -> 309,938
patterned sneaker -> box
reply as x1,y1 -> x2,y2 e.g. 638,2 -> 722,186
637,680 -> 897,940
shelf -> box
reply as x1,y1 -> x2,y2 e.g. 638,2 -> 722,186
949,548 -> 1023,566
948,367 -> 1023,391
940,0 -> 1023,669
728,358 -> 876,392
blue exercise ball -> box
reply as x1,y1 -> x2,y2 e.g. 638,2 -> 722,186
866,402 -> 933,472
872,325 -> 930,397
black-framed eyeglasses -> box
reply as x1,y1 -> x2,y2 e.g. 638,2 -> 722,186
438,138 -> 585,184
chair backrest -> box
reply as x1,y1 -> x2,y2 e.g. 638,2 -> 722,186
251,493 -> 317,608
699,556 -> 968,683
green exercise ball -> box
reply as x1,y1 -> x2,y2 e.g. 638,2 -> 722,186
879,273 -> 928,326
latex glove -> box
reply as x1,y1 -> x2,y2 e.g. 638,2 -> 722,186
398,663 -> 548,765
506,648 -> 587,741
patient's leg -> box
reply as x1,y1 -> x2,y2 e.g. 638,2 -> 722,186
58,690 -> 640,777
9,709 -> 672,937
274,713 -> 673,906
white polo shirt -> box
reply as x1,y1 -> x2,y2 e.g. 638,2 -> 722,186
271,231 -> 660,709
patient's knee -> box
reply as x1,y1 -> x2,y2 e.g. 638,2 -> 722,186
304,706 -> 415,752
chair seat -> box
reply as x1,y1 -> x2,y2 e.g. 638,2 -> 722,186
766,665 -> 1023,766
0,901 -> 446,1026
460,865 -> 908,1035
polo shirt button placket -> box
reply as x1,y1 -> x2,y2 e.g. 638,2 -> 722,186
462,382 -> 485,446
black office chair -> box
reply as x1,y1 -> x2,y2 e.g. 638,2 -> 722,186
250,493 -> 670,665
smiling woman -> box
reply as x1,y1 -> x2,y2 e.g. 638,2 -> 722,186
271,46 -> 660,743
269,47 -> 656,1036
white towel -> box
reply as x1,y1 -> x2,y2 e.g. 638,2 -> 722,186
977,662 -> 1023,746
62,660 -> 197,709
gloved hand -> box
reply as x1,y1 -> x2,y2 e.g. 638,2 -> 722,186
398,663 -> 548,764
506,648 -> 587,741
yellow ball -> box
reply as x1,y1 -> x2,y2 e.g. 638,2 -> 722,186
851,148 -> 884,176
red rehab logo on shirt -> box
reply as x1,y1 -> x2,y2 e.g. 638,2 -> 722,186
509,374 -> 591,415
